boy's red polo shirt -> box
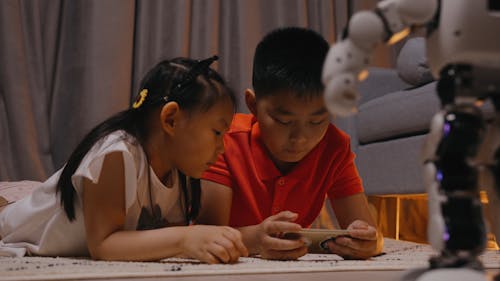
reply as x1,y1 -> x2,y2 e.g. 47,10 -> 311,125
202,113 -> 363,228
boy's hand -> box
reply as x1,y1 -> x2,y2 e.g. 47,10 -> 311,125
182,225 -> 248,264
325,220 -> 383,259
255,211 -> 308,260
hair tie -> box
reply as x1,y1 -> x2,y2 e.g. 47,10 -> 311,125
133,89 -> 148,109
176,55 -> 219,89
164,55 -> 219,102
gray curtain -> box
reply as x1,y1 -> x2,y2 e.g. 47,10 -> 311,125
0,0 -> 343,181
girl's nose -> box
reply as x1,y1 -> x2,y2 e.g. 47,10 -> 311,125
216,138 -> 225,155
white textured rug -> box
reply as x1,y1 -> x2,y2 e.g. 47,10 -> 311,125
0,239 -> 498,281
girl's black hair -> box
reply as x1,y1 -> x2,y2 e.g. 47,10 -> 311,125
57,56 -> 237,223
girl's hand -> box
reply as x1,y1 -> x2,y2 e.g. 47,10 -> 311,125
255,211 -> 308,260
325,220 -> 383,259
182,225 -> 248,264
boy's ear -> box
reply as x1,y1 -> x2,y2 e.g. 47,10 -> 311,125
245,89 -> 257,116
160,102 -> 180,135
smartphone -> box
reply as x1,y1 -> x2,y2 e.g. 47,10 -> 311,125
283,228 -> 351,254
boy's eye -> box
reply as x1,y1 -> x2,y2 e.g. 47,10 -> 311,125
310,119 -> 327,125
273,116 -> 292,125
213,129 -> 222,136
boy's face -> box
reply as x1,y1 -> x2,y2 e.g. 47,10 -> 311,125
248,89 -> 330,166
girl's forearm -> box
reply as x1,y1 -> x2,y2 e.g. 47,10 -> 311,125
88,226 -> 188,261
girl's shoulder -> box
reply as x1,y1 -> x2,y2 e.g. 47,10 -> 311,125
71,130 -> 148,205
92,130 -> 142,156
79,130 -> 147,177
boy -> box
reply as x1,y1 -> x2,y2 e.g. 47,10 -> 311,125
199,27 -> 383,260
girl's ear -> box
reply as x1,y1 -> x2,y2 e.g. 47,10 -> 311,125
245,89 -> 257,116
160,102 -> 180,135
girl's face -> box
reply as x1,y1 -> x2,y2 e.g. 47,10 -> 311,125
169,97 -> 234,178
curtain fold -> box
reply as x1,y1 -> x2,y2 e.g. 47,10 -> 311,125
0,0 -> 61,180
49,0 -> 135,169
0,0 -> 341,181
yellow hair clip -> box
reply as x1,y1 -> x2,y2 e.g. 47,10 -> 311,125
133,89 -> 148,109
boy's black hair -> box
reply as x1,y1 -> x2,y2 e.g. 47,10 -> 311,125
57,57 -> 237,224
252,27 -> 330,99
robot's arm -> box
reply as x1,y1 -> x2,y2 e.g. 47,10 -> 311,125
322,0 -> 437,117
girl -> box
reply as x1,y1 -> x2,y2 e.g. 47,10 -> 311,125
0,56 -> 248,264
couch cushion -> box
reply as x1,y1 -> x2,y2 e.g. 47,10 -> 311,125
356,135 -> 426,195
358,67 -> 411,105
357,82 -> 440,144
397,37 -> 435,87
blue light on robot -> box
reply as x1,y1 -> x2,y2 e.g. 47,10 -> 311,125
443,227 -> 450,241
443,122 -> 451,136
436,170 -> 443,182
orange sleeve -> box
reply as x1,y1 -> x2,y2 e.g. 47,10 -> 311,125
201,153 -> 233,188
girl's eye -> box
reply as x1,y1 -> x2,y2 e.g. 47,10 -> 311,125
310,119 -> 326,125
213,129 -> 222,136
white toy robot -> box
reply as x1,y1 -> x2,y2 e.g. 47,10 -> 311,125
322,1 -> 500,280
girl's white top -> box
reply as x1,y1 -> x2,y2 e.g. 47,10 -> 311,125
0,131 -> 185,257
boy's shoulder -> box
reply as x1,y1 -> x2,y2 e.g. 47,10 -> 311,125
227,113 -> 255,134
325,123 -> 350,141
321,124 -> 351,151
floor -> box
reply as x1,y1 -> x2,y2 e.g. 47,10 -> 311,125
95,270 -> 416,281
63,269 -> 500,281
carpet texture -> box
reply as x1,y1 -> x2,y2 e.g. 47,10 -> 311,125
1,239 -> 498,281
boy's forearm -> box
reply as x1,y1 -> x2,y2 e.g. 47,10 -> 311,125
237,225 -> 261,255
88,226 -> 188,261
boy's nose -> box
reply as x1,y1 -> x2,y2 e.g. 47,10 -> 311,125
289,127 -> 308,145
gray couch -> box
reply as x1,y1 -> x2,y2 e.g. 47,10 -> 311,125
335,38 -> 441,196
